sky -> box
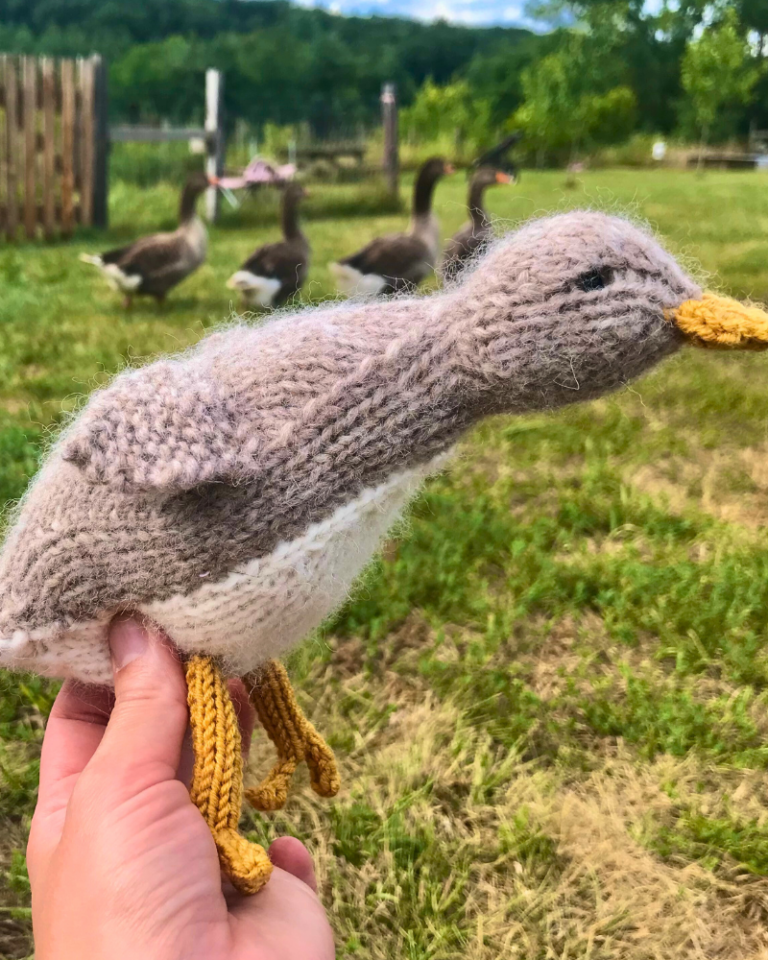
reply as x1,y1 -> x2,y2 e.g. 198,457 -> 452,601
295,0 -> 537,27
295,0 -> 664,27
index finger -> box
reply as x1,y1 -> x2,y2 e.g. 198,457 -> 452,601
28,681 -> 114,874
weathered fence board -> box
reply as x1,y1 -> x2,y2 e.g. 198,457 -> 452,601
92,57 -> 108,230
4,56 -> 19,241
60,57 -> 75,236
381,83 -> 399,197
23,56 -> 37,239
42,58 -> 56,239
0,53 -> 105,241
78,57 -> 94,227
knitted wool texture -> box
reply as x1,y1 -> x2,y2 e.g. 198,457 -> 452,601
0,211 -> 703,682
186,655 -> 273,894
244,659 -> 341,811
673,293 -> 768,348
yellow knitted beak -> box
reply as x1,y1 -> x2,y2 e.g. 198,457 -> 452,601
671,293 -> 768,350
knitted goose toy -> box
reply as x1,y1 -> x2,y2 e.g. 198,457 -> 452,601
1,211 -> 766,895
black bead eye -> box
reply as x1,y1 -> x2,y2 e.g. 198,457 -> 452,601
576,267 -> 614,293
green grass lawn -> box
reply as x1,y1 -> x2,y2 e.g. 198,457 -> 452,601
5,168 -> 768,958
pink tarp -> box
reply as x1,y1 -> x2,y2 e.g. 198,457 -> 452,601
219,157 -> 296,191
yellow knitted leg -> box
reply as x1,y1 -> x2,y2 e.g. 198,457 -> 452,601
243,660 -> 341,812
186,655 -> 273,895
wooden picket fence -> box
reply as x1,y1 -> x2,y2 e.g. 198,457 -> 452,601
0,54 -> 108,241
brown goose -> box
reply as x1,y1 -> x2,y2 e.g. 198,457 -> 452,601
330,157 -> 453,296
226,183 -> 310,309
442,167 -> 512,279
80,171 -> 216,308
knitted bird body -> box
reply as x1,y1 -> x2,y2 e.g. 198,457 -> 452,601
0,213 -> 696,682
1,211 -> 766,895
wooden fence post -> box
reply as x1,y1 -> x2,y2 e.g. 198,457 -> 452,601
92,55 -> 109,230
0,53 -> 104,241
78,57 -> 95,227
60,58 -> 76,237
23,56 -> 37,239
382,82 -> 399,197
4,56 -> 19,241
41,57 -> 56,240
205,68 -> 224,223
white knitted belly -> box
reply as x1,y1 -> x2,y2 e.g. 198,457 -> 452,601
0,453 -> 449,684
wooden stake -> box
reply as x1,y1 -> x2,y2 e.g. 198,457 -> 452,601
61,58 -> 75,236
382,82 -> 399,198
23,56 -> 37,239
41,57 -> 56,240
205,68 -> 224,223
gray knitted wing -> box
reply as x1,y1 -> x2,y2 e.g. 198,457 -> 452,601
61,358 -> 255,491
60,295 -> 417,493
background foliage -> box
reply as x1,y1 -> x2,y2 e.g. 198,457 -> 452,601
5,0 -> 768,161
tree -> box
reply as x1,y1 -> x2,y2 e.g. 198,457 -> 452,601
0,0 -> 535,131
681,9 -> 762,165
464,33 -> 552,130
400,78 -> 492,157
737,0 -> 768,50
512,32 -> 636,164
526,1 -> 688,134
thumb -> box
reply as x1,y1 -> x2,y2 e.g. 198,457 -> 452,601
269,837 -> 318,893
89,615 -> 189,795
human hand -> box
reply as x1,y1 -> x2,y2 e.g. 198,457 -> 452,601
27,615 -> 335,960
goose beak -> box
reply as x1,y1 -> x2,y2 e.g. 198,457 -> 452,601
444,163 -> 456,175
670,293 -> 768,350
496,171 -> 513,185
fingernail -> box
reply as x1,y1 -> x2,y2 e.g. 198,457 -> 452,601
109,616 -> 149,672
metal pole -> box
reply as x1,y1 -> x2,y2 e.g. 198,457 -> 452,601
381,82 -> 399,197
205,69 -> 224,223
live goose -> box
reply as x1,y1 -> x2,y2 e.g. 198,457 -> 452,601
442,166 -> 512,279
226,183 -> 310,309
80,171 -> 216,308
330,156 -> 453,296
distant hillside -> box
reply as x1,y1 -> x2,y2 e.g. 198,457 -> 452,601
0,0 -> 536,131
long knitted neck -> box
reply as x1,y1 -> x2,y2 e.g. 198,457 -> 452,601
223,288 -> 681,498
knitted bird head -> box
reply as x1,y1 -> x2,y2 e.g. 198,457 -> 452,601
1,210 -> 766,893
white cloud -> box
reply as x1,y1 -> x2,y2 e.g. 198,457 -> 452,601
298,0 -> 531,26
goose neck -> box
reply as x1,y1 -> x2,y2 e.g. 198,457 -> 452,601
282,192 -> 303,241
179,184 -> 203,224
413,168 -> 440,218
468,181 -> 489,229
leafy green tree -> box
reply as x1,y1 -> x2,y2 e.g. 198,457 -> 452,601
513,33 -> 636,163
464,33 -> 552,130
681,9 -> 762,164
0,0 -> 533,133
110,37 -> 203,124
737,0 -> 768,49
401,78 -> 491,155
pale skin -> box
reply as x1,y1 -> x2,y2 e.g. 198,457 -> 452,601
27,616 -> 336,960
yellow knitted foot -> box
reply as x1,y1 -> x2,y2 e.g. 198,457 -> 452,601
186,655 -> 273,895
243,660 -> 341,812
